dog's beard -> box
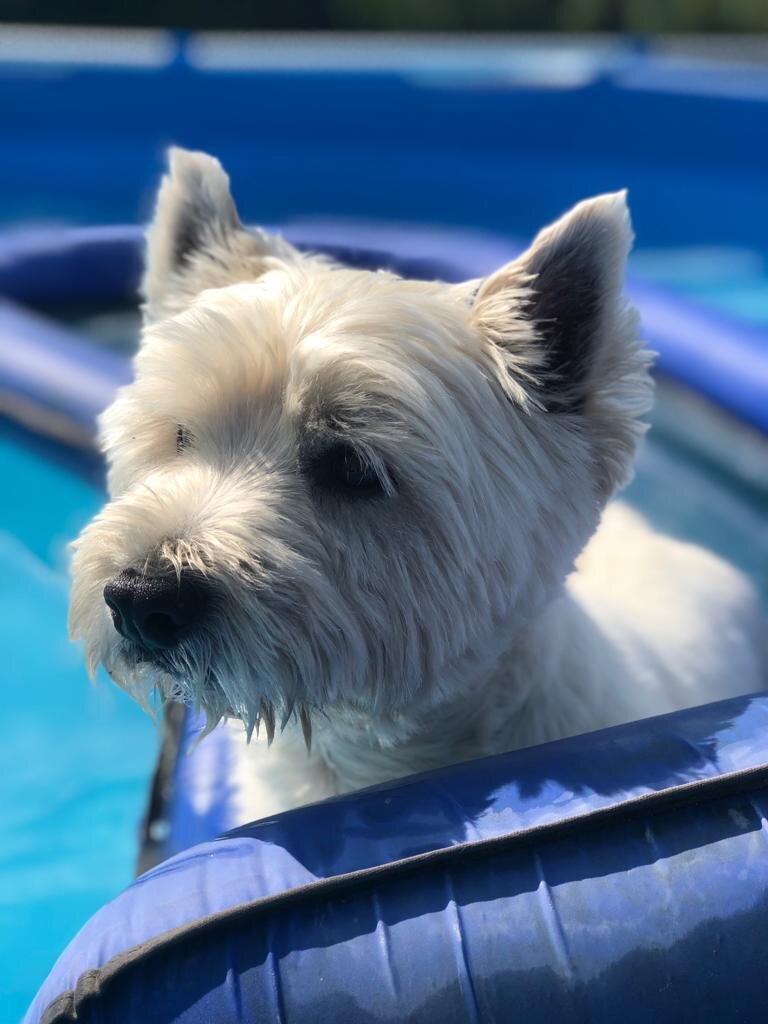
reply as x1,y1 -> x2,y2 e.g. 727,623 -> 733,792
72,489 -> 534,752
99,609 -> 318,747
105,635 -> 223,728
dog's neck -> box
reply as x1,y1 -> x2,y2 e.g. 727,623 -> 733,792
309,586 -> 634,793
312,686 -> 511,794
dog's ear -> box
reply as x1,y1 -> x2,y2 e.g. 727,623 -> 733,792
473,192 -> 637,412
142,147 -> 296,321
472,193 -> 652,496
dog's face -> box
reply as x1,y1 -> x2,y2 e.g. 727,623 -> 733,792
69,148 -> 651,739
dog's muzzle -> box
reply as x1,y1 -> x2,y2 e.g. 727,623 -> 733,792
104,568 -> 210,653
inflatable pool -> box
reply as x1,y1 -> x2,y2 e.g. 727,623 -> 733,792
1,220 -> 764,1023
24,693 -> 768,1023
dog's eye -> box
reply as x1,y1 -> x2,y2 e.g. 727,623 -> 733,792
176,425 -> 191,454
301,441 -> 387,498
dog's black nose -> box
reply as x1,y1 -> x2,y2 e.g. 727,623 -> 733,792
104,568 -> 208,650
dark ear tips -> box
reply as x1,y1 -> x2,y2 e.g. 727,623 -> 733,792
525,235 -> 606,409
473,192 -> 651,500
473,193 -> 633,412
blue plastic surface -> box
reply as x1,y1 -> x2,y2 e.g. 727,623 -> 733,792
2,47 -> 768,251
24,693 -> 768,1023
631,278 -> 768,434
1,223 -> 767,434
0,300 -> 130,435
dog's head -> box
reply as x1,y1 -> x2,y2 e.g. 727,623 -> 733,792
69,148 -> 652,738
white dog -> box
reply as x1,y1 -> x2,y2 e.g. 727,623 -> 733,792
69,148 -> 765,818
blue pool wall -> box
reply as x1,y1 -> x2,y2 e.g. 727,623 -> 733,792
1,42 -> 767,251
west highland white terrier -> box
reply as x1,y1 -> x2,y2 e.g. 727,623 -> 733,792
69,149 -> 765,818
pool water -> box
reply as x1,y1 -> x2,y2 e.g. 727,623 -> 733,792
0,429 -> 155,1023
625,401 -> 768,603
1,388 -> 766,1022
632,246 -> 768,327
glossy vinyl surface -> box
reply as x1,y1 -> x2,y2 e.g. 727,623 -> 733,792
25,692 -> 768,1023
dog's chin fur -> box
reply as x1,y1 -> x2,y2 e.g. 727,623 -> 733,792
69,148 -> 765,815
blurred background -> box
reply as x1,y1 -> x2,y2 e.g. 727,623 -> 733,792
1,3 -> 767,1020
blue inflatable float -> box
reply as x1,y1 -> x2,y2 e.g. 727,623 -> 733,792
23,694 -> 768,1023
2,222 -> 766,1023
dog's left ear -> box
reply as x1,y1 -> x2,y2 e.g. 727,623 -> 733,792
472,192 -> 652,496
473,192 -> 636,411
142,147 -> 297,321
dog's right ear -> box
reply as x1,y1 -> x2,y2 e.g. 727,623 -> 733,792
142,147 -> 297,322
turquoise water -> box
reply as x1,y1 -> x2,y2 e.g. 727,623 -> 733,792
0,430 -> 155,1023
1,387 -> 767,1021
632,247 -> 768,328
627,426 -> 768,604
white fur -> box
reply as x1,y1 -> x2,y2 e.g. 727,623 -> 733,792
69,149 -> 766,819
